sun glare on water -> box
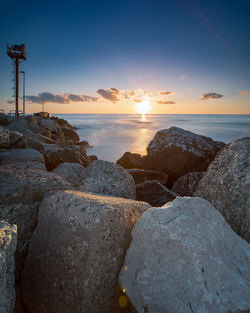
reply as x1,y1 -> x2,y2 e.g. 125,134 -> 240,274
136,98 -> 151,120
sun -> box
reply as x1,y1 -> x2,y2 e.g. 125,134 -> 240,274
136,98 -> 151,118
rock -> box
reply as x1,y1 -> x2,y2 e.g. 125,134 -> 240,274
79,140 -> 92,148
21,190 -> 150,313
52,163 -> 88,188
79,160 -> 136,199
61,127 -> 80,144
0,220 -> 17,313
0,126 -> 22,149
40,118 -> 59,134
172,171 -> 204,196
43,144 -> 90,171
88,155 -> 98,162
128,169 -> 168,185
119,197 -> 250,313
117,152 -> 145,169
50,116 -> 75,129
144,126 -> 225,184
195,137 -> 250,242
0,113 -> 9,126
136,180 -> 176,206
0,162 -> 73,278
0,148 -> 45,166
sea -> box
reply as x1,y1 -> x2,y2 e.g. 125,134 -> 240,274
53,114 -> 250,162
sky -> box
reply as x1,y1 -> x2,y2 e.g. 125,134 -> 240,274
0,0 -> 250,114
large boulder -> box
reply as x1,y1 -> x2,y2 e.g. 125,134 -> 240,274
195,137 -> 250,242
21,190 -> 150,313
61,127 -> 80,144
0,148 -> 45,166
117,152 -> 145,169
43,144 -> 90,170
0,126 -> 22,149
0,162 -> 73,278
144,127 -> 225,184
119,197 -> 250,313
52,163 -> 88,188
171,171 -> 204,196
40,118 -> 59,134
0,220 -> 17,313
136,180 -> 176,206
128,169 -> 168,185
79,160 -> 136,199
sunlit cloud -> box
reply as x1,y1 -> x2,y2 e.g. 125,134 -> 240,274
234,90 -> 250,96
201,92 -> 223,100
134,99 -> 142,103
160,91 -> 172,95
26,92 -> 97,104
97,88 -> 120,102
157,100 -> 176,104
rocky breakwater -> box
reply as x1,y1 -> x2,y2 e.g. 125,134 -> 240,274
117,126 -> 225,205
0,220 -> 17,313
21,190 -> 150,313
119,197 -> 250,313
195,137 -> 250,242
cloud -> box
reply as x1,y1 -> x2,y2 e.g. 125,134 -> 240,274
238,90 -> 250,96
26,92 -> 97,104
160,91 -> 172,95
97,88 -> 120,102
7,99 -> 15,104
200,92 -> 223,100
157,100 -> 176,104
134,99 -> 142,103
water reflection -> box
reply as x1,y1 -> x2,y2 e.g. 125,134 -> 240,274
54,114 -> 250,162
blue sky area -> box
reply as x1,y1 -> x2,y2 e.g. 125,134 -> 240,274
0,0 -> 250,113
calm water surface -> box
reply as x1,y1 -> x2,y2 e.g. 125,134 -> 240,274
54,114 -> 250,162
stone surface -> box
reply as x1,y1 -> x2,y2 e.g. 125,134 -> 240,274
144,126 -> 225,183
119,197 -> 250,313
128,169 -> 168,185
40,118 -> 59,134
61,127 -> 79,144
0,148 -> 44,166
0,113 -> 9,126
136,180 -> 176,206
43,144 -> 89,170
52,162 -> 88,188
195,137 -> 250,242
0,126 -> 22,149
21,190 -> 150,313
117,152 -> 145,169
0,220 -> 17,313
79,160 -> 136,199
0,162 -> 73,278
172,171 -> 204,196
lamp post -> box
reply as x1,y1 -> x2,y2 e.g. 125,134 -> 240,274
20,71 -> 25,115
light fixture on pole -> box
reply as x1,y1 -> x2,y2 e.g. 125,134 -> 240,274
20,71 -> 25,115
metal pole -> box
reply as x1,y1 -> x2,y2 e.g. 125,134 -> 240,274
15,58 -> 19,117
20,71 -> 25,115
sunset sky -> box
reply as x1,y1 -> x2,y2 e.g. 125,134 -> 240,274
0,0 -> 250,114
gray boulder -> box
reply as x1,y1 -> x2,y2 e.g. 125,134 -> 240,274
79,160 -> 136,199
52,162 -> 88,188
0,148 -> 45,166
172,171 -> 204,196
128,169 -> 168,185
117,152 -> 145,169
61,127 -> 80,144
119,197 -> 250,313
40,118 -> 59,134
0,220 -> 17,313
0,126 -> 22,149
43,144 -> 90,170
144,127 -> 225,183
0,162 -> 73,278
136,180 -> 176,206
195,137 -> 250,242
21,190 -> 150,313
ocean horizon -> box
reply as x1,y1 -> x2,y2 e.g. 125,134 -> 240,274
53,114 -> 250,162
